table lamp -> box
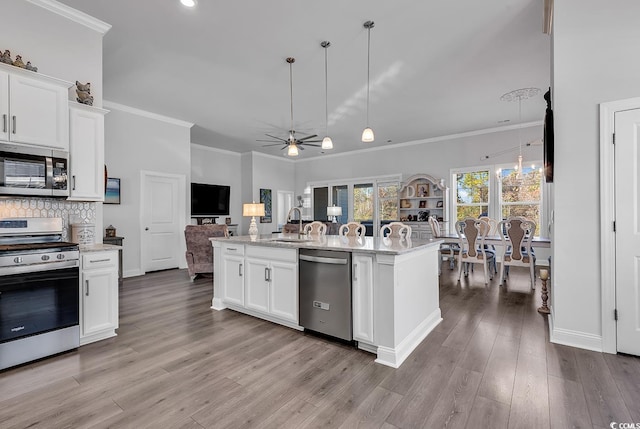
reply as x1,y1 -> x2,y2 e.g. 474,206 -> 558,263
243,202 -> 265,238
327,205 -> 342,223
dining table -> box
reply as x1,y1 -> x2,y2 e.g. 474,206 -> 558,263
439,233 -> 551,248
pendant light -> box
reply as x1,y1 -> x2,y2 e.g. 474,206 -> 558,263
500,88 -> 541,179
321,41 -> 333,150
286,57 -> 299,157
362,20 -> 375,143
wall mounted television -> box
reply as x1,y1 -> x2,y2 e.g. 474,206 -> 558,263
191,183 -> 230,216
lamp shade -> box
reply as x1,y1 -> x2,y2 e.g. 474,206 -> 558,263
327,206 -> 342,217
361,127 -> 374,142
243,202 -> 265,217
287,144 -> 299,156
321,136 -> 333,149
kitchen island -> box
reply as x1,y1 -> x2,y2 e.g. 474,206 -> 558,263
210,234 -> 442,368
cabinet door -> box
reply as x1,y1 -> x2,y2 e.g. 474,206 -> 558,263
9,74 -> 69,150
82,268 -> 118,337
0,71 -> 8,142
69,106 -> 105,201
245,257 -> 269,313
352,254 -> 374,343
269,260 -> 297,323
222,254 -> 245,306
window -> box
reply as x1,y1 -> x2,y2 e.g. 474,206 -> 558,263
454,170 -> 489,221
498,166 -> 542,234
331,185 -> 348,224
451,162 -> 544,236
353,183 -> 374,222
377,182 -> 399,222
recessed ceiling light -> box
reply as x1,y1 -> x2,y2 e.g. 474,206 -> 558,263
180,0 -> 196,7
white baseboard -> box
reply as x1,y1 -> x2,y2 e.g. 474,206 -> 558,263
549,312 -> 603,352
123,269 -> 143,278
375,308 -> 443,368
211,297 -> 226,311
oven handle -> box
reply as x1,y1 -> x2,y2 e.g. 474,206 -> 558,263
0,260 -> 79,276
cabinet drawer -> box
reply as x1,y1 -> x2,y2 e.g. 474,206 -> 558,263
82,252 -> 117,269
223,244 -> 245,256
246,245 -> 296,263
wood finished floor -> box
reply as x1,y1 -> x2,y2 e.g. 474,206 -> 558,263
1,264 -> 639,428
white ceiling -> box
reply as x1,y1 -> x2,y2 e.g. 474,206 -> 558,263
57,0 -> 550,159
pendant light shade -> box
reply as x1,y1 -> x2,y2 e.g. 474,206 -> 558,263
362,20 -> 375,143
321,41 -> 334,150
287,143 -> 299,157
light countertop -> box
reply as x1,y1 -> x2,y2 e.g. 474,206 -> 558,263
79,243 -> 122,252
211,233 -> 442,255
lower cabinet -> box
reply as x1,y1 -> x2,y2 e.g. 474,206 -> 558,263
80,250 -> 119,345
219,243 -> 298,326
352,253 -> 374,343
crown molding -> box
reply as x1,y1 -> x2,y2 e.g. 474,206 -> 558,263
296,120 -> 544,162
103,100 -> 194,128
191,143 -> 241,157
27,0 -> 112,34
250,150 -> 296,163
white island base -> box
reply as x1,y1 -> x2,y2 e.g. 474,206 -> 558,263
211,235 -> 442,368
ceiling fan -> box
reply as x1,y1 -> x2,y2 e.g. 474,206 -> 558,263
257,57 -> 322,156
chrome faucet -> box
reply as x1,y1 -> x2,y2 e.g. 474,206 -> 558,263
286,207 -> 303,235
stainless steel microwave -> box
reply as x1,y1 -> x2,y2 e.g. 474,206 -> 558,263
0,143 -> 68,197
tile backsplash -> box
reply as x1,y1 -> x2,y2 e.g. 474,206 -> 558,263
0,197 -> 96,240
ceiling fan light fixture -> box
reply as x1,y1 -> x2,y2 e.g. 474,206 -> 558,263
180,0 -> 196,7
287,143 -> 299,157
362,20 -> 375,143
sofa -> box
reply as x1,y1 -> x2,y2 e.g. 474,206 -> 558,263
184,224 -> 229,280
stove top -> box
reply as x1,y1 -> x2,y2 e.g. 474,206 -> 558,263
0,241 -> 78,255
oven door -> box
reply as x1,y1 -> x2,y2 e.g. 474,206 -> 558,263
0,266 -> 79,343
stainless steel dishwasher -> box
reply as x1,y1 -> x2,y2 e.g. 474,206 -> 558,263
298,248 -> 352,341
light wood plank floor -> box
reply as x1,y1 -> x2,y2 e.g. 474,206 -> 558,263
1,263 -> 639,428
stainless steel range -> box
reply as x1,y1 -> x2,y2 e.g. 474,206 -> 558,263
0,217 -> 80,371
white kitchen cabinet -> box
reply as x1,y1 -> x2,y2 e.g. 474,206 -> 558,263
245,257 -> 270,313
68,103 -> 108,201
245,246 -> 298,324
80,250 -> 119,345
0,64 -> 71,150
352,253 -> 374,344
221,244 -> 245,307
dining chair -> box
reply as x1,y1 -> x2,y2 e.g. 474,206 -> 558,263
429,216 -> 458,274
497,216 -> 536,289
478,216 -> 498,275
455,217 -> 495,285
380,222 -> 412,239
338,222 -> 366,237
303,221 -> 327,235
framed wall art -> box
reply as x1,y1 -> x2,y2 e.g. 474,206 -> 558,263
104,178 -> 121,204
259,188 -> 272,223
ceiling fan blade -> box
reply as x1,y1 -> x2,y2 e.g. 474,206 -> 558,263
301,143 -> 322,147
265,134 -> 288,142
257,139 -> 282,142
297,134 -> 318,141
261,143 -> 286,147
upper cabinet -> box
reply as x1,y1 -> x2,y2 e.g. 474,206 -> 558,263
68,103 -> 108,201
0,63 -> 72,151
399,173 -> 449,228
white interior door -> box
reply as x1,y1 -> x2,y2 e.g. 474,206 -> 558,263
141,171 -> 186,273
615,108 -> 640,355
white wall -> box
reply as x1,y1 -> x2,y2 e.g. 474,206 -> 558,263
550,0 -> 640,349
190,144 -> 242,226
294,125 -> 542,192
103,104 -> 192,277
239,152 -> 296,235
